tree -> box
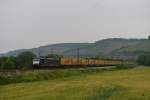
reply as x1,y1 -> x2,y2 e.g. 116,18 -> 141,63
1,58 -> 15,70
9,56 -> 17,69
0,57 -> 8,70
16,52 -> 36,69
137,53 -> 150,66
148,36 -> 150,39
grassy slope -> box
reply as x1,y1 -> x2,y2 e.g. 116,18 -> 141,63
1,67 -> 150,100
116,39 -> 150,52
64,38 -> 141,57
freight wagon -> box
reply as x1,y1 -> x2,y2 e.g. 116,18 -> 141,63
33,57 -> 122,69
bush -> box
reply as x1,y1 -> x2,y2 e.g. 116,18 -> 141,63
115,65 -> 134,70
137,53 -> 150,66
0,57 -> 8,69
1,58 -> 15,70
0,68 -> 104,85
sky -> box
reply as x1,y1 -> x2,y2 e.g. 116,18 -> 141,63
0,0 -> 150,53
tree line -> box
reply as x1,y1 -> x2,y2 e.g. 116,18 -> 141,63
137,53 -> 150,66
0,52 -> 36,70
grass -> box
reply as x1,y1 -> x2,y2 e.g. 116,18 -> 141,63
0,66 -> 150,100
0,68 -> 106,85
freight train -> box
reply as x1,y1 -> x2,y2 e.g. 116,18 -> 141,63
33,56 -> 122,69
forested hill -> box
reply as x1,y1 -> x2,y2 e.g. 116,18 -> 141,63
1,38 -> 150,60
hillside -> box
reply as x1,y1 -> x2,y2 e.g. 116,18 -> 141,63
1,38 -> 150,60
1,43 -> 90,57
64,38 -> 144,59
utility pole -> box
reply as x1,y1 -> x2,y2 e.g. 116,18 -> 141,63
38,51 -> 41,57
77,48 -> 80,65
51,48 -> 54,55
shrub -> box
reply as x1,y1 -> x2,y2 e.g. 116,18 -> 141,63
137,53 -> 150,66
1,58 -> 15,70
0,57 -> 8,69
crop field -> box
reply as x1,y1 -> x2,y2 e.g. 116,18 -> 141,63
0,67 -> 150,100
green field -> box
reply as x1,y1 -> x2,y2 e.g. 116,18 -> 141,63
0,67 -> 150,100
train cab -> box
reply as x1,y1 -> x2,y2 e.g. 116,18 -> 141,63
33,58 -> 40,68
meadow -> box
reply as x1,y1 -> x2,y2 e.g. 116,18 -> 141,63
0,67 -> 150,100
